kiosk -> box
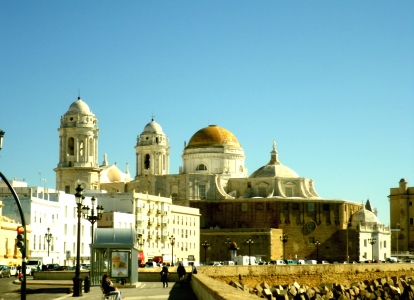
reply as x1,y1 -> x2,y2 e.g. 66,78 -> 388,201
90,228 -> 139,286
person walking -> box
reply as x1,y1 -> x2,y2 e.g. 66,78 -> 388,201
187,262 -> 197,282
176,262 -> 186,285
102,274 -> 122,300
160,263 -> 169,288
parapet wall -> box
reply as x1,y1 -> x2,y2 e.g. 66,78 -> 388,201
198,263 -> 414,288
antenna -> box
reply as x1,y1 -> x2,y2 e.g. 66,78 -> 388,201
78,89 -> 81,98
151,112 -> 155,121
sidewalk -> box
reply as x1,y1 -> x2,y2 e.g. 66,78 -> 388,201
18,279 -> 198,300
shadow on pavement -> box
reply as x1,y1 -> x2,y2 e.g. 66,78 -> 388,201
168,281 -> 198,300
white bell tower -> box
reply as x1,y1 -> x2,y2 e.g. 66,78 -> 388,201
54,97 -> 101,193
135,118 -> 170,177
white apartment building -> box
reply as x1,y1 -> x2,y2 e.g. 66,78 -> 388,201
0,180 -> 93,266
92,191 -> 200,265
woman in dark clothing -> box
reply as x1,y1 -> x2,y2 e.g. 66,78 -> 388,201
160,263 -> 169,288
102,274 -> 122,300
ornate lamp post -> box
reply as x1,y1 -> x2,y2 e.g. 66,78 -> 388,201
201,240 -> 210,264
246,238 -> 253,265
280,233 -> 289,260
73,184 -> 85,297
368,237 -> 377,262
224,237 -> 231,261
0,129 -> 28,300
169,236 -> 175,266
44,227 -> 53,257
314,239 -> 321,262
82,196 -> 104,243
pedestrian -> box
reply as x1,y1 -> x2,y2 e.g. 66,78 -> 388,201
160,263 -> 169,288
16,265 -> 21,277
102,274 -> 122,300
176,262 -> 186,284
187,262 -> 197,281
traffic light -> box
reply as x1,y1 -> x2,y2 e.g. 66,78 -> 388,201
16,226 -> 25,252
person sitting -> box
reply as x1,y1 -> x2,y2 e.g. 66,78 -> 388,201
101,274 -> 122,300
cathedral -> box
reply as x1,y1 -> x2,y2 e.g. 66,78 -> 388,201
54,97 -> 390,262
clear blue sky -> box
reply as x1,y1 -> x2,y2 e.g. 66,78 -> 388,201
1,1 -> 413,226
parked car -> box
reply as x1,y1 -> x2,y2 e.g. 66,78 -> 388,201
55,266 -> 69,271
306,260 -> 317,265
0,265 -> 11,278
320,260 -> 330,264
405,259 -> 414,263
46,264 -> 59,271
284,260 -> 297,265
207,261 -> 222,266
297,259 -> 306,265
269,260 -> 286,265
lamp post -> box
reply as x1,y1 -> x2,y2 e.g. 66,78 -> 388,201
201,240 -> 210,264
314,239 -> 320,262
280,233 -> 289,260
44,227 -> 53,257
0,129 -> 27,300
73,184 -> 85,297
169,236 -> 175,266
82,196 -> 104,243
224,237 -> 231,261
246,238 -> 253,265
368,237 -> 377,262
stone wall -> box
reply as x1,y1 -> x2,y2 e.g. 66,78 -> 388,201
198,264 -> 414,289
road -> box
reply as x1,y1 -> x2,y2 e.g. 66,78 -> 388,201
0,277 -> 198,300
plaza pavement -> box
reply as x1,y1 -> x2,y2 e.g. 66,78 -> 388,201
17,279 -> 198,300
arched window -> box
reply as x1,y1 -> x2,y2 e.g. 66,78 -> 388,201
68,137 -> 75,155
144,154 -> 150,169
196,164 -> 207,171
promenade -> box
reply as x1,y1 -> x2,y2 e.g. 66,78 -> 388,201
21,279 -> 198,300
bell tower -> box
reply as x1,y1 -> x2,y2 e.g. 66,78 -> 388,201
135,118 -> 170,177
54,97 -> 101,193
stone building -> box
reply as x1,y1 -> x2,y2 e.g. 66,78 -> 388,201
54,97 -> 390,263
389,178 -> 414,255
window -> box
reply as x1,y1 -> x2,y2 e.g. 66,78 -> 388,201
199,185 -> 206,199
285,187 -> 293,197
258,187 -> 267,197
65,186 -> 70,194
308,237 -> 314,243
64,224 -> 67,235
308,203 -> 314,212
410,218 -> 413,226
68,137 -> 75,155
73,225 -> 76,236
283,203 -> 288,210
364,239 -> 367,247
410,202 -> 412,206
292,203 -> 299,210
384,241 -> 387,248
144,154 -> 150,169
33,235 -> 36,250
241,203 -> 248,212
79,141 -> 84,156
196,164 -> 207,171
323,204 -> 330,211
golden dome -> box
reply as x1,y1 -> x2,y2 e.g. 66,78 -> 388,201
186,125 -> 242,149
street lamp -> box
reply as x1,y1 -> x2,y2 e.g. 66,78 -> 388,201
368,237 -> 377,262
73,184 -> 85,297
314,239 -> 320,262
169,236 -> 175,266
0,129 -> 28,300
82,196 -> 104,243
246,238 -> 253,265
44,228 -> 53,257
201,240 -> 210,264
280,233 -> 289,260
224,237 -> 231,261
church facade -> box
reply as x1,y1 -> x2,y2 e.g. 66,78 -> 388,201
55,97 -> 390,262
